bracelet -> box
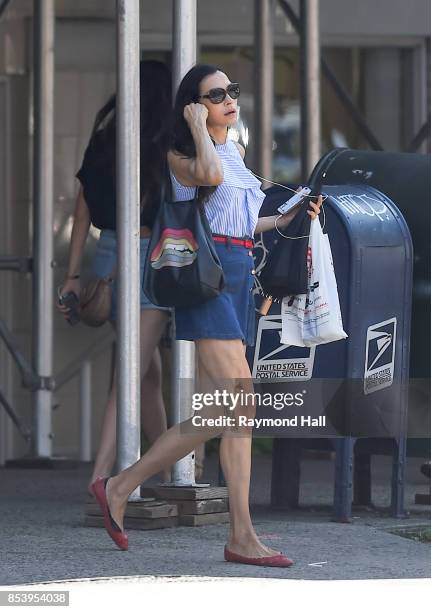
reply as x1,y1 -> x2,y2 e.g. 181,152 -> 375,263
67,274 -> 80,280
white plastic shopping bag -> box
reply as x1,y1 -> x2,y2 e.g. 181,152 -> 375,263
280,293 -> 308,347
281,218 -> 348,347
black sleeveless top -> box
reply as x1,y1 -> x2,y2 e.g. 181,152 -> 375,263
76,131 -> 157,230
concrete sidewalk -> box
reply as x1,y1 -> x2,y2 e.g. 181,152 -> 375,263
1,454 -> 431,585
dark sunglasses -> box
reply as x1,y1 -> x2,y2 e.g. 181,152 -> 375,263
198,82 -> 240,104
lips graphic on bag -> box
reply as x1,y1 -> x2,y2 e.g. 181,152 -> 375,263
150,228 -> 199,270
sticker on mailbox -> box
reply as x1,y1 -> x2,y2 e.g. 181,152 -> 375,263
252,315 -> 316,381
364,317 -> 396,395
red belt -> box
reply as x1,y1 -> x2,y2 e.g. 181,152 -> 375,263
212,234 -> 254,249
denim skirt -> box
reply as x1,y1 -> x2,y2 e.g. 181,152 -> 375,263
92,229 -> 171,321
174,241 -> 257,346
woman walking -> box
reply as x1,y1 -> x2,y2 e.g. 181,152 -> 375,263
92,64 -> 322,566
58,61 -> 172,493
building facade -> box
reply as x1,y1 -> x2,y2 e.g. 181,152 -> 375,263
0,0 -> 430,462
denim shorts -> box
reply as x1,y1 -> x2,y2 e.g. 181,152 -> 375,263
92,229 -> 171,321
174,241 -> 257,346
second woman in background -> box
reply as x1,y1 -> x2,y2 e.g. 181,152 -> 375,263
58,60 -> 172,494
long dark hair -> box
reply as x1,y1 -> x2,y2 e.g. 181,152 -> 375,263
89,59 -> 172,217
171,64 -> 226,205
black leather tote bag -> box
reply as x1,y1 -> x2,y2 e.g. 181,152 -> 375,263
143,183 -> 225,308
258,175 -> 322,300
258,199 -> 311,300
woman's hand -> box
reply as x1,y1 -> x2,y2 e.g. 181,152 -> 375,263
58,186 -> 90,317
307,194 -> 323,220
183,102 -> 208,128
57,278 -> 81,317
170,102 -> 222,186
278,193 -> 323,228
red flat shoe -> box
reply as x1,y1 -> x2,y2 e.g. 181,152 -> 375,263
224,546 -> 293,567
91,477 -> 128,551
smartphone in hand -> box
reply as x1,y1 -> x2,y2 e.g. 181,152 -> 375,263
58,290 -> 80,326
277,186 -> 312,215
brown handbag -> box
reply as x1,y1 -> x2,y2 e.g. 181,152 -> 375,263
79,268 -> 116,327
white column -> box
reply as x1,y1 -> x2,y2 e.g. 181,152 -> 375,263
300,0 -> 321,180
254,0 -> 274,188
115,0 -> 141,496
32,0 -> 55,457
171,0 -> 197,486
79,361 -> 92,463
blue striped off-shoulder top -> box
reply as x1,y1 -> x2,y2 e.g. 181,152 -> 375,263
169,139 -> 265,238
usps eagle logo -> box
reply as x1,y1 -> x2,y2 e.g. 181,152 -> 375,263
364,318 -> 397,395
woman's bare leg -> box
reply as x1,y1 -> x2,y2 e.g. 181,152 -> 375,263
88,310 -> 170,492
199,342 -> 280,557
140,347 -> 166,443
88,370 -> 117,494
88,354 -> 168,491
194,358 -> 210,480
105,338 -> 280,557
140,348 -> 170,482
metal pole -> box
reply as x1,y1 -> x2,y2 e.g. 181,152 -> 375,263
32,0 -> 54,457
79,361 -> 92,462
172,0 -> 197,93
254,0 -> 274,187
171,0 -> 197,486
115,0 -> 141,494
427,38 -> 431,154
300,0 -> 321,181
278,0 -> 383,151
0,0 -> 12,19
0,75 -> 10,467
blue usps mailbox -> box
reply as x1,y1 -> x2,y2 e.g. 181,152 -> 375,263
249,183 -> 413,521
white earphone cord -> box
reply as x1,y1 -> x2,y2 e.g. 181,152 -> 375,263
251,171 -> 328,239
